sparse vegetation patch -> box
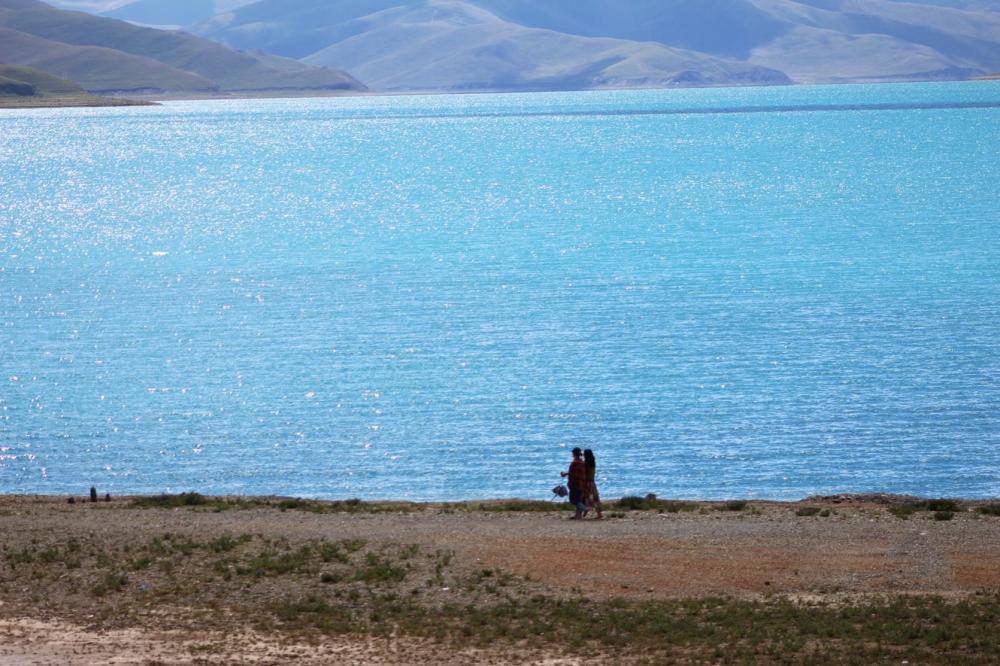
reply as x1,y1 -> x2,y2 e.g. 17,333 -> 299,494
889,499 -> 965,520
128,495 -> 406,514
616,496 -> 697,512
978,503 -> 1000,517
4,496 -> 1000,663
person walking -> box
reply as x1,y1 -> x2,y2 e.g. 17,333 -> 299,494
583,449 -> 603,519
560,447 -> 586,519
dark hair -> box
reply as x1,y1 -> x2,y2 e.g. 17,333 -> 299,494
584,449 -> 595,466
571,447 -> 582,456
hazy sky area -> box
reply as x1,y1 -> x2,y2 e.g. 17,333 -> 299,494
47,0 -> 254,11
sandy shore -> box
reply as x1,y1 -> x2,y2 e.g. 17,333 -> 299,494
1,494 -> 998,664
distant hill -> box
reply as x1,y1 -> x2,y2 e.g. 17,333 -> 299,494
188,0 -> 1000,91
193,0 -> 791,91
467,0 -> 1000,83
0,62 -> 151,105
0,27 -> 216,92
300,2 -> 790,92
0,0 -> 366,94
30,0 -> 1000,93
1,62 -> 84,94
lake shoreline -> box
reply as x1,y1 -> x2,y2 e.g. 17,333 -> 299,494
2,493 -> 998,663
4,77 -> 997,110
3,490 -> 999,506
0,95 -> 156,109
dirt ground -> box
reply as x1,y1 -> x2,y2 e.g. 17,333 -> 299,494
1,495 -> 998,664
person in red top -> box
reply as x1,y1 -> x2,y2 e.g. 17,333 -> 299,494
560,447 -> 586,520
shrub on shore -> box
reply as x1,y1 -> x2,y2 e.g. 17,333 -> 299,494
889,499 -> 965,520
616,496 -> 696,512
128,494 -> 403,514
132,492 -> 208,508
978,503 -> 1000,517
473,500 -> 563,513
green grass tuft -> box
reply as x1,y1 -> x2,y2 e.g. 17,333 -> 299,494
354,553 -> 407,584
475,500 -> 563,512
132,492 -> 207,508
93,572 -> 128,596
616,497 -> 697,512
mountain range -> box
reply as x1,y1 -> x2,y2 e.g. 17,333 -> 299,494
0,0 -> 364,94
188,0 -> 1000,90
8,0 -> 1000,96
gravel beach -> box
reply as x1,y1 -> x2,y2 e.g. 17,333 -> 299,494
1,494 -> 998,664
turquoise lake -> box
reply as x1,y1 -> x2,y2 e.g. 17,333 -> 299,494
1,82 -> 999,500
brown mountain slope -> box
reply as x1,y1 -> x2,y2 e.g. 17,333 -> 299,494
0,62 -> 154,106
0,27 -> 215,92
0,0 -> 365,94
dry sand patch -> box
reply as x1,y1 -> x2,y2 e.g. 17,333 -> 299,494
0,617 -> 539,666
474,536 -> 910,597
